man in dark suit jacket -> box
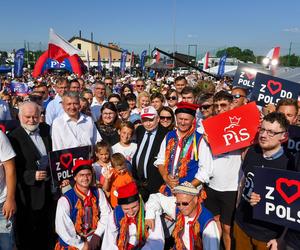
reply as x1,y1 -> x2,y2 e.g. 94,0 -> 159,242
132,106 -> 168,201
8,101 -> 54,250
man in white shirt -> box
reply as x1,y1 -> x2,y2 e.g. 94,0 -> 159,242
0,131 -> 16,250
193,90 -> 242,250
145,181 -> 220,250
45,77 -> 69,125
91,81 -> 106,121
55,159 -> 111,250
52,91 -> 102,151
102,181 -> 165,249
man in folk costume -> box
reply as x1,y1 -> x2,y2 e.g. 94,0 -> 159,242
156,102 -> 212,196
102,181 -> 165,249
55,159 -> 111,250
145,182 -> 220,250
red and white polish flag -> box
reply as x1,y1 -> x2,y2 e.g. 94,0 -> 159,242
48,28 -> 82,62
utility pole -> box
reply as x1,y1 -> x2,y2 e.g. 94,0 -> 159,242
288,42 -> 292,66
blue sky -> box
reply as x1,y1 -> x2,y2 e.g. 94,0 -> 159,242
1,0 -> 300,57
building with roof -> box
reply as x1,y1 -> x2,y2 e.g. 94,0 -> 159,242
69,36 -> 131,68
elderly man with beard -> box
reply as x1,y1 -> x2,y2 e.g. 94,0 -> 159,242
8,101 -> 55,250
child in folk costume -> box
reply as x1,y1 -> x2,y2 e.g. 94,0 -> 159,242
55,159 -> 111,250
102,182 -> 165,250
145,182 -> 220,250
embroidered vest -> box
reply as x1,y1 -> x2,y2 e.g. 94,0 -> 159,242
162,130 -> 203,196
173,205 -> 214,250
57,187 -> 100,248
114,205 -> 148,250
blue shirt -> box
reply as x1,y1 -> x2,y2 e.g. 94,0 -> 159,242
45,95 -> 64,125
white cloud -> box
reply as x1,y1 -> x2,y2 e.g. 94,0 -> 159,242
283,27 -> 300,33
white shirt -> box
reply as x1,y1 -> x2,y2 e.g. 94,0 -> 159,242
45,95 -> 64,125
24,128 -> 47,157
0,99 -> 12,120
112,142 -> 137,164
102,209 -> 165,250
195,150 -> 242,191
55,188 -> 111,249
91,97 -> 106,121
154,131 -> 213,178
52,112 -> 102,151
0,131 -> 16,203
146,193 -> 220,250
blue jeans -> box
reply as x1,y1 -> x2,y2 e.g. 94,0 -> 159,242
0,202 -> 14,250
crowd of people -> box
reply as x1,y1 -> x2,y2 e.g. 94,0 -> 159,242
0,69 -> 300,250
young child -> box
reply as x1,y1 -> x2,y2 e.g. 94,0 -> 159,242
102,153 -> 133,208
112,121 -> 137,164
92,141 -> 112,187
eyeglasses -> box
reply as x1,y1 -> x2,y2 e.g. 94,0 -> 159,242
136,85 -> 144,88
160,116 -> 172,120
167,96 -> 177,101
175,196 -> 194,207
232,94 -> 246,99
200,104 -> 212,110
258,127 -> 286,137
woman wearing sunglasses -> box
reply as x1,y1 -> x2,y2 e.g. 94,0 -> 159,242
158,106 -> 175,131
166,89 -> 178,111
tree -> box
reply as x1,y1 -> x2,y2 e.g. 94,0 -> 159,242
216,47 -> 255,63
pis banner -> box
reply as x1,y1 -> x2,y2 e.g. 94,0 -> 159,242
49,145 -> 92,184
203,102 -> 260,156
232,63 -> 269,90
250,73 -> 300,106
253,167 -> 300,231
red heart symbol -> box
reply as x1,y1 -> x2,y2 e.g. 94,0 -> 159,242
0,124 -> 6,133
276,178 -> 300,204
59,153 -> 73,170
267,80 -> 282,95
245,72 -> 255,80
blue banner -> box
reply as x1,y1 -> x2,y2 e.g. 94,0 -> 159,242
140,50 -> 147,72
217,53 -> 227,77
98,48 -> 102,72
8,81 -> 30,96
14,48 -> 25,77
253,167 -> 300,231
250,73 -> 300,107
120,50 -> 127,74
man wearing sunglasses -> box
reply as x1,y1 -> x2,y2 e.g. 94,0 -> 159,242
194,90 -> 241,250
156,102 -> 212,196
231,87 -> 248,109
145,181 -> 220,249
234,112 -> 295,250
